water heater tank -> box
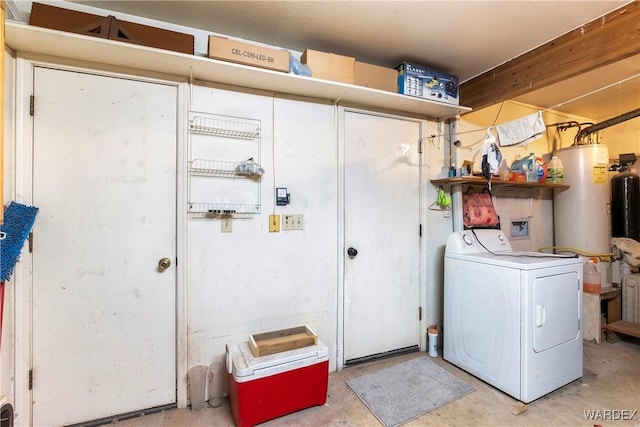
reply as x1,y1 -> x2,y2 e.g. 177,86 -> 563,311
611,171 -> 640,242
553,144 -> 610,253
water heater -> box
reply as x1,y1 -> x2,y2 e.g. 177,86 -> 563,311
553,144 -> 610,253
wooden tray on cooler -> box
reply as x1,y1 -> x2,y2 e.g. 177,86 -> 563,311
249,326 -> 318,357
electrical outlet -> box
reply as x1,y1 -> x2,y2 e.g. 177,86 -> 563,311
269,214 -> 280,232
282,214 -> 303,230
221,217 -> 232,233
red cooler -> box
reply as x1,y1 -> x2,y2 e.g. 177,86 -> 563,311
226,340 -> 329,427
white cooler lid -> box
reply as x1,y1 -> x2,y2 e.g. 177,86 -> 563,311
226,340 -> 328,382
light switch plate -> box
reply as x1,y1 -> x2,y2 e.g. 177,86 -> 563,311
221,217 -> 232,233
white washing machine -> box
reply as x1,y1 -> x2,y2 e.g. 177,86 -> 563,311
443,229 -> 583,403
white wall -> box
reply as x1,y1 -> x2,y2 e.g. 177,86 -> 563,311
1,47 -> 16,404
424,121 -> 454,330
187,84 -> 339,377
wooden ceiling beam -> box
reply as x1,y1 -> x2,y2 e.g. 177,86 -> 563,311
459,1 -> 640,113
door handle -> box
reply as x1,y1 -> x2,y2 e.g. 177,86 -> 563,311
536,305 -> 545,327
347,247 -> 358,258
158,257 -> 171,271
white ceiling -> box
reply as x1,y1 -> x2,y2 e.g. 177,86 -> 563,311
68,0 -> 639,125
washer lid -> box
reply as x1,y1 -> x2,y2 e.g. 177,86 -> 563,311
446,250 -> 581,270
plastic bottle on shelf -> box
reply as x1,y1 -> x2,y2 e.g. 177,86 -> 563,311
535,157 -> 548,183
583,259 -> 601,293
509,155 -> 524,181
498,158 -> 510,181
546,155 -> 564,184
511,153 -> 535,173
512,153 -> 538,182
526,158 -> 539,182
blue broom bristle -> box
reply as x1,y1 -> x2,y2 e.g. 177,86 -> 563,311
1,202 -> 39,282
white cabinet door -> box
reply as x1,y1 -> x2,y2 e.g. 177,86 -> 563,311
343,111 -> 421,363
31,67 -> 177,426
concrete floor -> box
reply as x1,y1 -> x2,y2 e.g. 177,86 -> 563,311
107,339 -> 640,427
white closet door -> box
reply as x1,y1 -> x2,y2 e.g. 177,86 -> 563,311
343,110 -> 421,363
31,67 -> 177,426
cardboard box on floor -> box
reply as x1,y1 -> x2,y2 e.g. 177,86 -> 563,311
208,35 -> 290,72
355,61 -> 398,92
301,49 -> 355,84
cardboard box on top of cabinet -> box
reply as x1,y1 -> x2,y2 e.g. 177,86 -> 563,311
301,49 -> 355,84
397,62 -> 459,105
354,61 -> 398,92
208,35 -> 290,72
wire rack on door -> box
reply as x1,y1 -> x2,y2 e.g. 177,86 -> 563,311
187,111 -> 262,217
188,159 -> 263,177
187,202 -> 261,217
189,114 -> 260,139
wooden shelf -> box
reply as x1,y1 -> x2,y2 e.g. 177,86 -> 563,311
607,320 -> 640,340
5,21 -> 471,121
431,176 -> 570,190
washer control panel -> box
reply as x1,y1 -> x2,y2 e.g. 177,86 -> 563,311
445,229 -> 512,254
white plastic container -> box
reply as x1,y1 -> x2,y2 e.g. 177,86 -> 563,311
188,365 -> 208,414
583,260 -> 601,294
207,361 -> 224,408
428,328 -> 438,357
512,153 -> 536,173
546,155 -> 564,184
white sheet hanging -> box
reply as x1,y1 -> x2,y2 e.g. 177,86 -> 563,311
496,111 -> 546,147
612,237 -> 640,267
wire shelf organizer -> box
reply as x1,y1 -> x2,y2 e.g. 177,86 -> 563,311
189,114 -> 260,139
188,159 -> 264,177
187,112 -> 262,216
187,202 -> 262,216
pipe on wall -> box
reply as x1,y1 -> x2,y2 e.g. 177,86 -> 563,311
574,108 -> 640,145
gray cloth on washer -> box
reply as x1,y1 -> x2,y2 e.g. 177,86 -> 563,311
496,111 -> 546,147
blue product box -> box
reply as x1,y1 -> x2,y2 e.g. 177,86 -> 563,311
396,62 -> 459,105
